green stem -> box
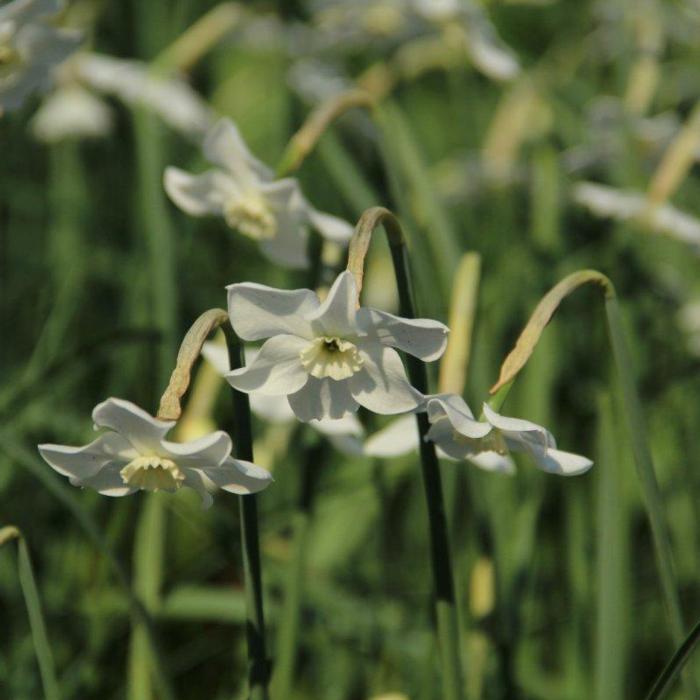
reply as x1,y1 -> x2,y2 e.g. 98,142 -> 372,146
272,438 -> 324,698
225,326 -> 271,700
349,208 -> 464,700
645,618 -> 700,700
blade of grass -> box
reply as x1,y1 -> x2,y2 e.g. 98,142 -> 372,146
1,526 -> 60,700
645,619 -> 700,700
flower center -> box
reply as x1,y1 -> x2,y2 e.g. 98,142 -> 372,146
299,336 -> 364,380
223,193 -> 276,240
120,456 -> 185,492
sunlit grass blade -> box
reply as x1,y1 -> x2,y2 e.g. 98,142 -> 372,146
1,526 -> 60,700
645,618 -> 700,700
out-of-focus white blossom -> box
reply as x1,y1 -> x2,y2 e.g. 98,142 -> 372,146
31,83 -> 112,142
0,0 -> 81,113
72,52 -> 214,139
38,398 -> 272,508
572,181 -> 700,253
165,118 -> 353,269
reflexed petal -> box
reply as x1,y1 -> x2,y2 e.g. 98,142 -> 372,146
227,281 -> 318,341
226,335 -> 310,395
160,430 -> 232,468
428,395 -> 492,440
364,414 -> 419,457
306,207 -> 354,242
258,213 -> 309,269
311,413 -> 363,437
164,166 -> 234,217
75,461 -> 135,497
260,178 -> 299,209
92,398 -> 174,454
201,457 -> 273,495
482,403 -> 555,449
201,341 -> 229,375
327,434 -> 364,456
38,432 -> 134,480
426,417 -> 475,460
529,448 -> 593,476
203,118 -> 271,185
288,376 -> 358,421
181,468 -> 214,509
466,451 -> 516,474
357,308 -> 449,361
250,393 -> 296,423
309,271 -> 357,337
350,344 -> 420,415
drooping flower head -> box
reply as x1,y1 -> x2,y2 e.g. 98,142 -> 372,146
38,398 -> 272,508
164,118 -> 353,269
425,394 -> 592,475
226,270 -> 449,422
0,0 -> 81,113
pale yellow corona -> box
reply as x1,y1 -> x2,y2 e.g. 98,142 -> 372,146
300,337 -> 364,380
223,194 -> 276,240
120,456 -> 186,492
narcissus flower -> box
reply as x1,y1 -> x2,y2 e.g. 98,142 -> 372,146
38,398 -> 272,508
226,271 -> 449,422
425,394 -> 592,475
0,0 -> 81,113
364,413 -> 514,473
164,118 -> 353,268
202,341 -> 364,455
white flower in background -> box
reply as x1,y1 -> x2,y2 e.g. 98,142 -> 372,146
226,271 -> 448,421
364,412 -> 515,473
31,83 -> 112,143
38,398 -> 272,508
425,395 -> 592,475
572,182 -> 700,253
0,0 -> 81,114
201,341 -> 364,455
71,52 -> 214,139
164,118 -> 353,269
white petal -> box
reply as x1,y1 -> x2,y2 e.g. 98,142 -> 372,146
201,457 -> 273,495
226,335 -> 310,395
357,308 -> 449,361
203,118 -> 271,186
364,414 -> 420,457
288,377 -> 358,421
308,271 -> 357,337
75,462 -> 135,497
306,207 -> 354,243
92,398 -> 174,454
327,434 -> 365,456
38,433 -> 134,481
0,0 -> 61,23
427,395 -> 492,439
258,213 -> 309,269
466,451 -> 516,474
529,448 -> 593,476
201,341 -> 229,375
250,393 -> 296,423
160,430 -> 232,468
425,417 -> 475,460
259,178 -> 299,208
310,413 -> 363,437
181,469 -> 214,509
349,344 -> 421,415
227,281 -> 318,341
163,166 -> 234,217
482,403 -> 555,449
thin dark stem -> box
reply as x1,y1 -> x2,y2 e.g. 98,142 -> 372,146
356,211 -> 464,700
225,326 -> 271,700
646,619 -> 700,700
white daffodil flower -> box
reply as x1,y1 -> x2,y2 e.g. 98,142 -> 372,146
226,270 -> 449,422
0,0 -> 81,114
38,397 -> 272,508
426,395 -> 592,476
201,341 -> 364,455
364,412 -> 515,473
164,118 -> 353,269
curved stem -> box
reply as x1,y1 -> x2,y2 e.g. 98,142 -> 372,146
224,324 -> 271,700
348,207 -> 465,700
645,618 -> 700,700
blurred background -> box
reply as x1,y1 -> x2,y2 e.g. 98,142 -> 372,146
2,0 -> 700,698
